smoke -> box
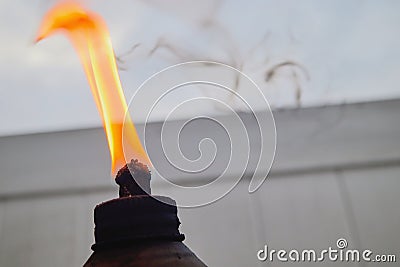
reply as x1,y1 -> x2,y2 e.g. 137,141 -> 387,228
116,0 -> 310,108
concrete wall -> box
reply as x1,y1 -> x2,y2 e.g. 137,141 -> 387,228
0,99 -> 399,266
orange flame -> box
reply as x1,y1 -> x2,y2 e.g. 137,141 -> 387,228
36,1 -> 151,175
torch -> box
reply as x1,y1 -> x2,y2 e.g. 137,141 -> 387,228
35,2 -> 207,266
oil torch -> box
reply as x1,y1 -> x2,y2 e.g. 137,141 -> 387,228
36,2 -> 207,266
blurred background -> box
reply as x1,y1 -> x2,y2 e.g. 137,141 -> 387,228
0,0 -> 399,266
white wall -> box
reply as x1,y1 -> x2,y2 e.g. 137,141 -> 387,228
0,99 -> 399,266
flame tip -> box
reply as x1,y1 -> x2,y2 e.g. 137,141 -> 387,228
36,1 -> 150,176
35,36 -> 43,43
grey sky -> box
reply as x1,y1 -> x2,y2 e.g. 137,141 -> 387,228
0,0 -> 399,136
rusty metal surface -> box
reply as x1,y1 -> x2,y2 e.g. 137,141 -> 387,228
84,241 -> 207,267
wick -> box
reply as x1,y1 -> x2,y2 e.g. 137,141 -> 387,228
115,159 -> 151,197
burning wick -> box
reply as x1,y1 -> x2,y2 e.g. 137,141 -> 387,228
35,1 -> 151,176
116,159 -> 151,197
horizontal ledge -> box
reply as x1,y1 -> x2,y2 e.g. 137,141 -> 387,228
1,157 -> 399,202
1,99 -> 399,197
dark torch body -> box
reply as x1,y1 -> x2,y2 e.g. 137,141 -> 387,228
84,160 -> 207,266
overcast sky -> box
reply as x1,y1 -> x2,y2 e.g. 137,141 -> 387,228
0,0 -> 399,136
